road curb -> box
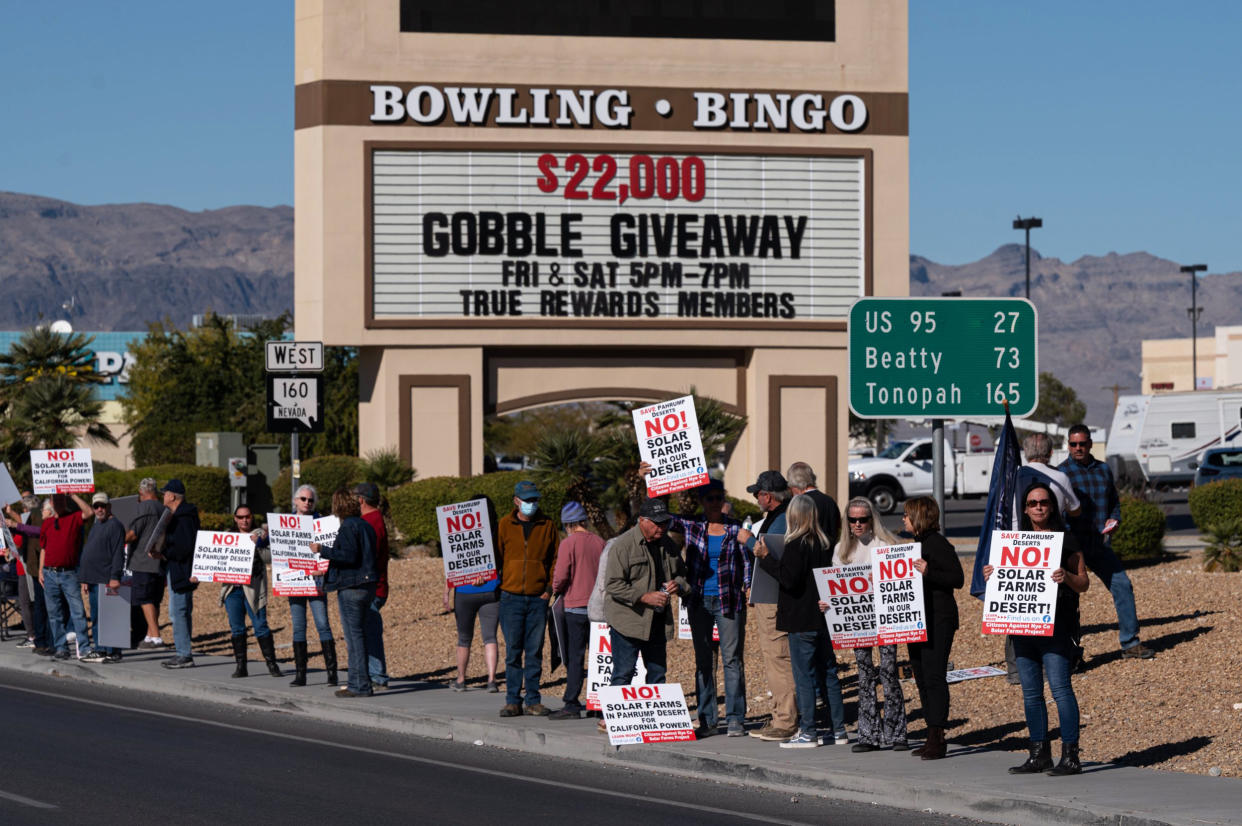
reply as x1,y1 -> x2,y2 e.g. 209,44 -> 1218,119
3,651 -> 1233,826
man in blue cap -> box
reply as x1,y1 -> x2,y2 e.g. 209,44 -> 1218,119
548,501 -> 604,720
496,480 -> 558,717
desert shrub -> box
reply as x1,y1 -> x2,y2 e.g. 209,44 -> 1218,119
387,470 -> 568,553
269,455 -> 362,509
357,446 -> 416,489
199,512 -> 238,531
1202,518 -> 1242,572
1111,495 -> 1165,561
1188,478 -> 1242,532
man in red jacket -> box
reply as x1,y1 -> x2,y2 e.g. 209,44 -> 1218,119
353,482 -> 390,690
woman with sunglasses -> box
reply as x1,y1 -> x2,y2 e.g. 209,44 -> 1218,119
901,496 -> 964,760
827,497 -> 908,751
983,481 -> 1089,776
287,484 -> 338,687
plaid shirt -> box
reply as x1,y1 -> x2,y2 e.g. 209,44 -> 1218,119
669,515 -> 752,618
1058,456 -> 1121,536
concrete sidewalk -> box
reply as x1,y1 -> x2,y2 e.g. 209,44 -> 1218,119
0,645 -> 1235,826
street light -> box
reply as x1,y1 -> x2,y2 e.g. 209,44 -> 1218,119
1180,263 -> 1208,390
1012,216 -> 1043,299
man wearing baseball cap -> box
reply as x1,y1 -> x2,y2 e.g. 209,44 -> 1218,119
71,492 -> 127,663
548,501 -> 605,720
603,497 -> 688,689
352,482 -> 390,689
155,479 -> 200,668
496,480 -> 558,717
736,470 -> 799,741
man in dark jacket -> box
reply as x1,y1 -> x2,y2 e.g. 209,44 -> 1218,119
786,462 -> 841,550
72,492 -> 126,663
154,479 -> 199,668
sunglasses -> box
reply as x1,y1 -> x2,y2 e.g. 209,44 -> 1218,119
92,504 -> 108,510
1025,498 -> 1053,509
297,496 -> 314,502
702,495 -> 725,503
1068,441 -> 1090,448
236,514 -> 253,520
847,516 -> 871,524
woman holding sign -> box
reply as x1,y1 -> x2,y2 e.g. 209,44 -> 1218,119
830,497 -> 909,752
902,497 -> 964,761
310,489 -> 378,698
287,485 -> 338,687
755,495 -> 842,748
983,481 -> 1089,776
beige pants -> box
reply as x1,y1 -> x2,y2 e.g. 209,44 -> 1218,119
755,603 -> 797,730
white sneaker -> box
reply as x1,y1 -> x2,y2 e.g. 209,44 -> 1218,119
780,732 -> 821,749
834,733 -> 850,745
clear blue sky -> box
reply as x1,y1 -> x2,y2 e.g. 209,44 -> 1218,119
2,2 -> 1239,272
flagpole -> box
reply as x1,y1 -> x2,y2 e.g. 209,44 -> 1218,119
932,418 -> 945,523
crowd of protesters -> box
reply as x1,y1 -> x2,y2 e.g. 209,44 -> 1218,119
2,425 -> 1134,776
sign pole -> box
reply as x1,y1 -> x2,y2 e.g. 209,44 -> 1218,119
931,418 -> 945,520
291,431 -> 300,506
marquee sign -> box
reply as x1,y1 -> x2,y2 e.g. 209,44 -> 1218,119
368,146 -> 865,325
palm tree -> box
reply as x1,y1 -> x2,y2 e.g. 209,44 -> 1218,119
529,428 -> 615,539
0,327 -> 115,480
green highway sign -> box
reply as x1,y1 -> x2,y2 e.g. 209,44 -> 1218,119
848,297 -> 1038,419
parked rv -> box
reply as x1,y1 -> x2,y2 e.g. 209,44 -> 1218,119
1107,391 -> 1242,488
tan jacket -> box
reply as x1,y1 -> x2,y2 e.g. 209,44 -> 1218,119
497,509 -> 558,596
604,524 -> 688,641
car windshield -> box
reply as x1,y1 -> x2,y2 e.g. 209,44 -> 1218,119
1207,450 -> 1242,468
877,441 -> 912,459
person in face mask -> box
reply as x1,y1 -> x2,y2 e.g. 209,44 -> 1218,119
495,480 -> 558,719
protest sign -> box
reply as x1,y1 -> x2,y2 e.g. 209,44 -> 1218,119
871,543 -> 927,645
586,622 -> 646,711
814,564 -> 877,649
747,534 -> 784,604
981,530 -> 1063,637
598,682 -> 696,745
677,601 -> 719,642
190,530 -> 256,584
30,449 -> 94,495
946,665 -> 1007,684
268,513 -> 329,575
0,462 -> 22,506
97,584 -> 133,648
272,561 -> 322,597
436,499 -> 498,587
631,396 -> 709,497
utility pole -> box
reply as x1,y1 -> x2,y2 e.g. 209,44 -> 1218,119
1013,216 -> 1043,300
1180,264 -> 1208,390
1101,383 -> 1131,412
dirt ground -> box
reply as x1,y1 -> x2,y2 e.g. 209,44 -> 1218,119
174,548 -> 1240,776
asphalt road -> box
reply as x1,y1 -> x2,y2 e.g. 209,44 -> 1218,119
0,670 -> 980,826
876,490 -> 1197,542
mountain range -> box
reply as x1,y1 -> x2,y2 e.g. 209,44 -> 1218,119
3,191 -> 1237,426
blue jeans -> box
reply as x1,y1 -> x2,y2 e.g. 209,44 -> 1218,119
87,585 -> 121,655
224,588 -> 270,638
43,568 -> 91,656
365,595 -> 388,685
499,592 -> 548,706
336,585 -> 375,695
167,574 -> 194,658
788,629 -> 843,738
609,626 -> 668,686
1013,635 -> 1080,744
687,596 -> 746,726
289,595 -> 333,642
1082,538 -> 1141,649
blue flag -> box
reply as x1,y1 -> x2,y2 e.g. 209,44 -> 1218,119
971,411 -> 1022,598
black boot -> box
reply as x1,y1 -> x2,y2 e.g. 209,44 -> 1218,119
256,633 -> 282,678
1047,743 -> 1082,776
920,725 -> 947,760
322,639 -> 338,686
229,634 -> 248,678
289,641 -> 308,686
1009,739 -> 1053,774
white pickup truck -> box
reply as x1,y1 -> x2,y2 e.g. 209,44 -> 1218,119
847,438 -> 996,514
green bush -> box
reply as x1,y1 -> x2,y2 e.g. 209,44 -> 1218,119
269,455 -> 362,509
1111,495 -> 1166,560
357,446 -> 416,490
1202,518 -> 1242,572
1188,478 -> 1242,532
387,470 -> 568,552
91,464 -> 230,514
199,512 -> 237,531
